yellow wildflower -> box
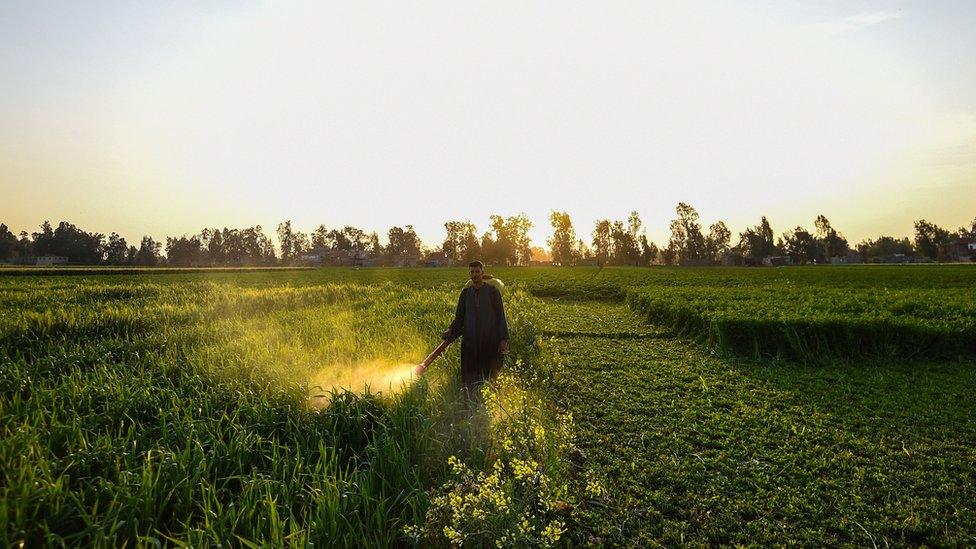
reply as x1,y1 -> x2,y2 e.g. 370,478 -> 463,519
443,526 -> 464,545
542,519 -> 566,544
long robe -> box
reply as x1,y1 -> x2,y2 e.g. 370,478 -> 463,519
446,283 -> 509,389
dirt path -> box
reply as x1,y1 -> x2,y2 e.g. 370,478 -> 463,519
540,298 -> 976,547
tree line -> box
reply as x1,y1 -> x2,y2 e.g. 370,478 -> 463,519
547,204 -> 974,266
1,207 -> 973,266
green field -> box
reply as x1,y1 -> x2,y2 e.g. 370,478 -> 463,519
2,266 -> 974,546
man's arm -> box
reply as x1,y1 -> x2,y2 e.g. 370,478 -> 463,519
442,288 -> 466,342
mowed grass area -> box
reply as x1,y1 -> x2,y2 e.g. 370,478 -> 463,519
1,265 -> 974,546
539,298 -> 976,546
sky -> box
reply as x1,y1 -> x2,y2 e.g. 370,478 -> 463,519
1,0 -> 974,250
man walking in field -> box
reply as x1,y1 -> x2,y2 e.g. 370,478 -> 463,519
442,261 -> 509,394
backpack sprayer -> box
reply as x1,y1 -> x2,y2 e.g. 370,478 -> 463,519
413,276 -> 505,377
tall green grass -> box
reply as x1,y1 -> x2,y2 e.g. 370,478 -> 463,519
0,277 -> 579,546
625,285 -> 976,360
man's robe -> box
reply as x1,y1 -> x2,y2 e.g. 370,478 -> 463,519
446,283 -> 509,389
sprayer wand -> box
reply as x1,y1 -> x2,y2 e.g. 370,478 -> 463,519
414,338 -> 452,376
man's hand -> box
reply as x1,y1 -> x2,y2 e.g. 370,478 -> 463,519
498,339 -> 509,355
441,329 -> 452,340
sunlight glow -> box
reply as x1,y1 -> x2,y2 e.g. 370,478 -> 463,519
1,1 -> 973,245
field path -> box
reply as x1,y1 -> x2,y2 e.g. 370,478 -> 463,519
539,298 -> 976,547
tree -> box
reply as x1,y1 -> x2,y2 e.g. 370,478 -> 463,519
294,231 -> 309,259
913,219 -> 953,261
31,221 -> 55,256
17,231 -> 32,259
206,226 -> 276,266
814,214 -> 849,261
856,235 -> 914,262
104,233 -> 129,265
386,225 -> 422,262
736,216 -> 778,264
480,231 -> 498,265
548,211 -> 577,266
166,235 -> 203,266
243,226 -> 277,264
609,220 -> 638,265
591,219 -> 612,266
310,224 -> 332,251
277,220 -> 302,263
704,221 -> 731,265
781,226 -> 818,265
490,214 -> 515,265
575,239 -> 592,263
639,234 -> 659,265
202,228 -> 225,265
368,232 -> 382,258
666,203 -> 708,265
345,226 -> 367,253
481,214 -> 532,266
661,245 -> 676,266
135,236 -> 162,266
507,214 -> 533,266
0,224 -> 18,260
958,217 -> 976,238
328,229 -> 352,251
221,229 -> 244,264
443,220 -> 481,264
607,211 -> 644,266
27,221 -> 104,264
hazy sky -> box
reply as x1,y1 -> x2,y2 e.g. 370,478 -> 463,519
2,0 -> 974,249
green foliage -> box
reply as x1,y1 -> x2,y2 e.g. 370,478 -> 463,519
547,211 -> 577,266
625,283 -> 976,360
406,370 -> 585,547
543,298 -> 976,546
2,265 -> 975,546
0,273 -> 571,546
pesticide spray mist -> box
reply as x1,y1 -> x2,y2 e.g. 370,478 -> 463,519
307,358 -> 420,405
209,296 -> 435,406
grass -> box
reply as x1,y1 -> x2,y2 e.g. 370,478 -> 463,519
625,284 -> 976,359
0,274 -> 576,546
2,265 -> 975,546
540,298 -> 976,546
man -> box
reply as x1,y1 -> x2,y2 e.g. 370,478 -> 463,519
442,260 -> 509,392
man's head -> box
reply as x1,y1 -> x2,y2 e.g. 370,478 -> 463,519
468,260 -> 484,284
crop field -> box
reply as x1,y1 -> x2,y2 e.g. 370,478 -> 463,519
1,266 -> 975,546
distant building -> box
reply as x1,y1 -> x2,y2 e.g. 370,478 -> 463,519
393,253 -> 421,267
351,250 -> 375,267
35,255 -> 68,266
955,237 -> 976,262
299,249 -> 374,266
830,253 -> 862,265
297,253 -> 323,265
423,251 -> 452,267
762,256 -> 793,267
